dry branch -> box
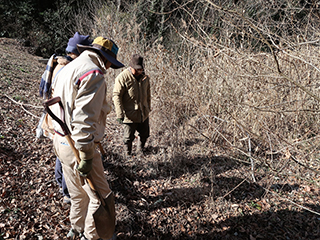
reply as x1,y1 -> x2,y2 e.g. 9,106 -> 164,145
4,94 -> 41,119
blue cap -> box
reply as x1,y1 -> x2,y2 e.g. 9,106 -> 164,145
66,32 -> 92,55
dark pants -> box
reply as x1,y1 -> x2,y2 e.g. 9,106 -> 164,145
123,118 -> 150,144
55,157 -> 70,198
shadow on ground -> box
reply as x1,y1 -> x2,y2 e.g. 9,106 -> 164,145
101,147 -> 318,240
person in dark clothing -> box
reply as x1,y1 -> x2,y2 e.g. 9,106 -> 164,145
113,54 -> 151,155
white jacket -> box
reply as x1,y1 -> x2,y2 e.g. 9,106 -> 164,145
51,50 -> 111,159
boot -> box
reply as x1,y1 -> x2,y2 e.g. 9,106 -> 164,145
125,142 -> 132,156
63,196 -> 71,204
140,139 -> 146,153
67,229 -> 80,240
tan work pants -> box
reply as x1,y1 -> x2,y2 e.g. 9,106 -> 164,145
53,134 -> 111,240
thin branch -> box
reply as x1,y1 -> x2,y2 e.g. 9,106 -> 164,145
222,178 -> 247,198
283,39 -> 320,49
242,103 -> 320,113
248,135 -> 256,182
280,49 -> 320,74
147,0 -> 195,15
290,155 -> 320,175
188,124 -> 211,141
264,186 -> 320,216
3,94 -> 41,119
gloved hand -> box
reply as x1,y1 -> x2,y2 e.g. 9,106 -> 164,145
77,158 -> 93,177
117,118 -> 124,124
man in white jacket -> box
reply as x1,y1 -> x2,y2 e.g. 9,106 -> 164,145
51,36 -> 124,240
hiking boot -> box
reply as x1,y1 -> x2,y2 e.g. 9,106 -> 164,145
63,196 -> 71,204
139,140 -> 147,154
125,142 -> 132,156
80,236 -> 104,240
67,229 -> 80,239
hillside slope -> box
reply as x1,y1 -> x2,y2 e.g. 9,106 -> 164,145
1,38 -> 320,240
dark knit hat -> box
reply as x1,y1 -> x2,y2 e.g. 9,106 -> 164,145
130,54 -> 144,70
66,32 -> 92,55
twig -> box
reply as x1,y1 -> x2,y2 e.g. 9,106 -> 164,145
222,178 -> 247,199
264,186 -> 320,216
289,155 -> 320,175
280,49 -> 320,74
3,94 -> 41,119
242,102 -> 320,113
259,123 -> 320,174
148,0 -> 195,15
188,123 -> 211,141
229,156 -> 252,164
224,178 -> 320,216
4,94 -> 42,108
248,135 -> 256,182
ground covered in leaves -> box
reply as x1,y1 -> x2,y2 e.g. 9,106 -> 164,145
1,38 -> 320,240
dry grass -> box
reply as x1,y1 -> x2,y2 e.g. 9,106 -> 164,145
77,0 -> 320,199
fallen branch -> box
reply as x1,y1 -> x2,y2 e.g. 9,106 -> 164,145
264,186 -> 320,216
188,123 -> 211,141
222,178 -> 247,199
289,155 -> 320,175
4,94 -> 41,119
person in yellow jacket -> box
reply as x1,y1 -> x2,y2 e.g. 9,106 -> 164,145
113,54 -> 151,155
51,36 -> 124,240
